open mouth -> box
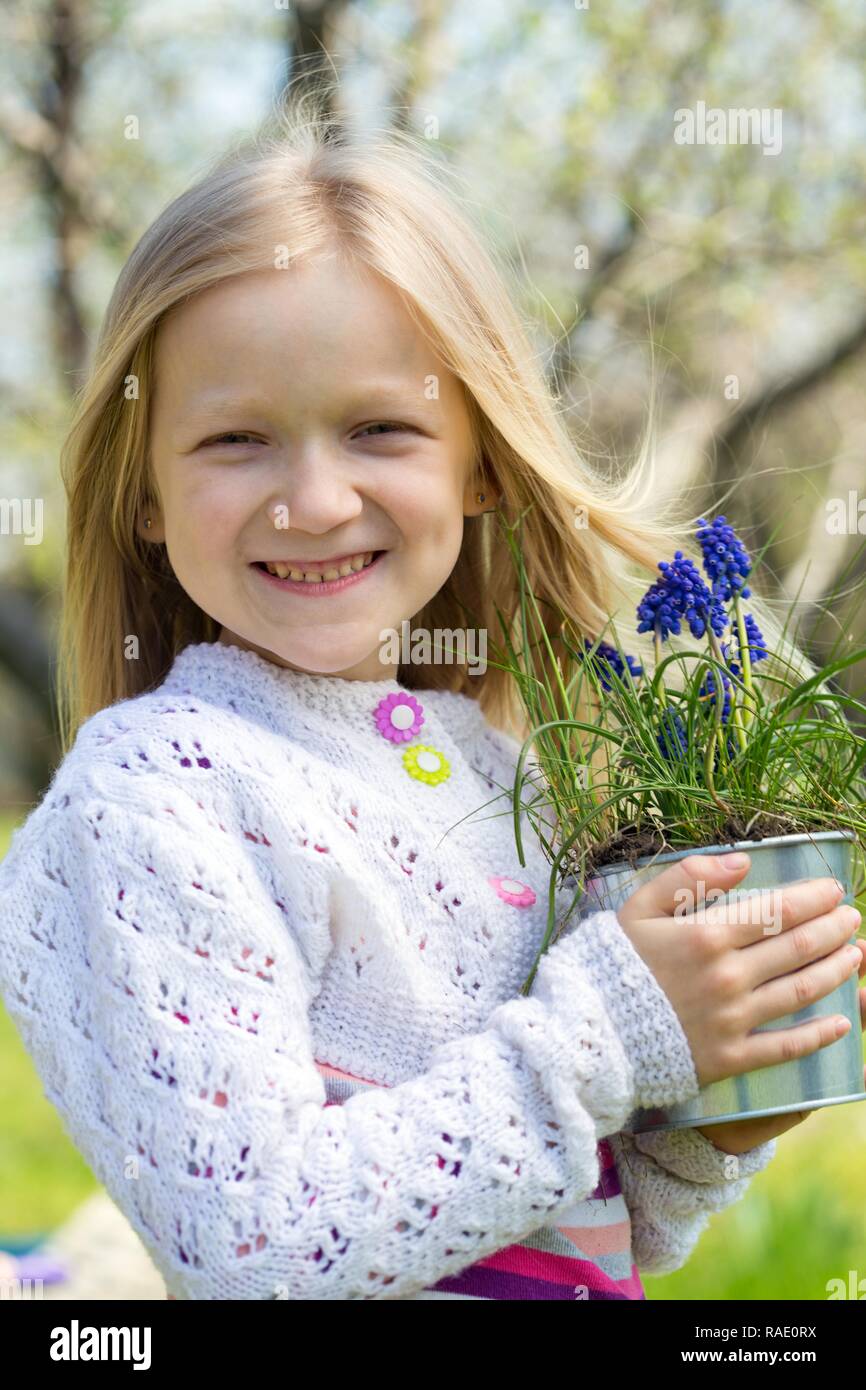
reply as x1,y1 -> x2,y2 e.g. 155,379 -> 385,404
250,550 -> 387,594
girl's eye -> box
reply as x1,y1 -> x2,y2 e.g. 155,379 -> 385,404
205,432 -> 260,446
354,422 -> 411,438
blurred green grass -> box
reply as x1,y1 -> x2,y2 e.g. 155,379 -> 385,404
1,808 -> 864,1293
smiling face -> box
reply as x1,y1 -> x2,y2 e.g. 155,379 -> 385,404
142,255 -> 491,681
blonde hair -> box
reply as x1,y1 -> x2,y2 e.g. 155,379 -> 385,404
56,72 -> 814,758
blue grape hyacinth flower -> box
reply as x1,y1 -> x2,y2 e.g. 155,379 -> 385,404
583,638 -> 643,690
696,515 -> 752,602
698,665 -> 732,722
728,612 -> 768,675
637,551 -> 728,641
656,707 -> 688,762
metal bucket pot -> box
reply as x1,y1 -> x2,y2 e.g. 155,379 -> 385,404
572,830 -> 866,1133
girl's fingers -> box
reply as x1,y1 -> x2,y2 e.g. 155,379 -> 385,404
698,877 -> 844,941
746,942 -> 861,1029
741,905 -> 860,990
731,1012 -> 848,1076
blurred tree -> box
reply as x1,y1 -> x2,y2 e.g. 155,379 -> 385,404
0,0 -> 137,792
288,0 -> 352,120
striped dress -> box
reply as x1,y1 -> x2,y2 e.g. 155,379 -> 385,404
315,1059 -> 645,1301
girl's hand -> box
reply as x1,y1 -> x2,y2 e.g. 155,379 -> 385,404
615,852 -> 863,1092
693,942 -> 866,1154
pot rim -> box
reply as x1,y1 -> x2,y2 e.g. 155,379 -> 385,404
589,827 -> 858,877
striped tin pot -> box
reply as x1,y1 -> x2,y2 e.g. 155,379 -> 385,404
572,830 -> 866,1133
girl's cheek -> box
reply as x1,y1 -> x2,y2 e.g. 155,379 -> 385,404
178,488 -> 249,552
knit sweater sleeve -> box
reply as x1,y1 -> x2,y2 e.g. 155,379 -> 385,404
0,770 -> 701,1302
606,1128 -> 776,1274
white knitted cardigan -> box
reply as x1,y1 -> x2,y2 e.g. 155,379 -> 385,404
0,640 -> 774,1299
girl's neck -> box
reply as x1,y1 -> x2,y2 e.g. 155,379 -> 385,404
215,627 -> 400,684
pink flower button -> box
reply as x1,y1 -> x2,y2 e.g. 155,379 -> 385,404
372,692 -> 425,743
488,875 -> 537,908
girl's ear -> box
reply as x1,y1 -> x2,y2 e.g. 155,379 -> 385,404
463,465 -> 503,516
136,508 -> 166,543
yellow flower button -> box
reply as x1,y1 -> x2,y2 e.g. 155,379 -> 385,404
402,744 -> 451,786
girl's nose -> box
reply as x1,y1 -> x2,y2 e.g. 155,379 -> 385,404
273,454 -> 365,533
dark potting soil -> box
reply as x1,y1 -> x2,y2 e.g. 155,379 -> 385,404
580,811 -> 839,877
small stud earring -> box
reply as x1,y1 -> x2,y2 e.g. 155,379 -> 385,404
476,492 -> 485,504
144,518 -> 152,529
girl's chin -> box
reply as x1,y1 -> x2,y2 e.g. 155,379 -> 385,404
223,625 -> 393,679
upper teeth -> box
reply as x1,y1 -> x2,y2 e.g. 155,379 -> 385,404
263,552 -> 376,581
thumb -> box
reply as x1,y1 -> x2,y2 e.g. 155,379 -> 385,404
617,851 -> 752,923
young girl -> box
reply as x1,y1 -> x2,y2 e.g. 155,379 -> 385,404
1,96 -> 863,1302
